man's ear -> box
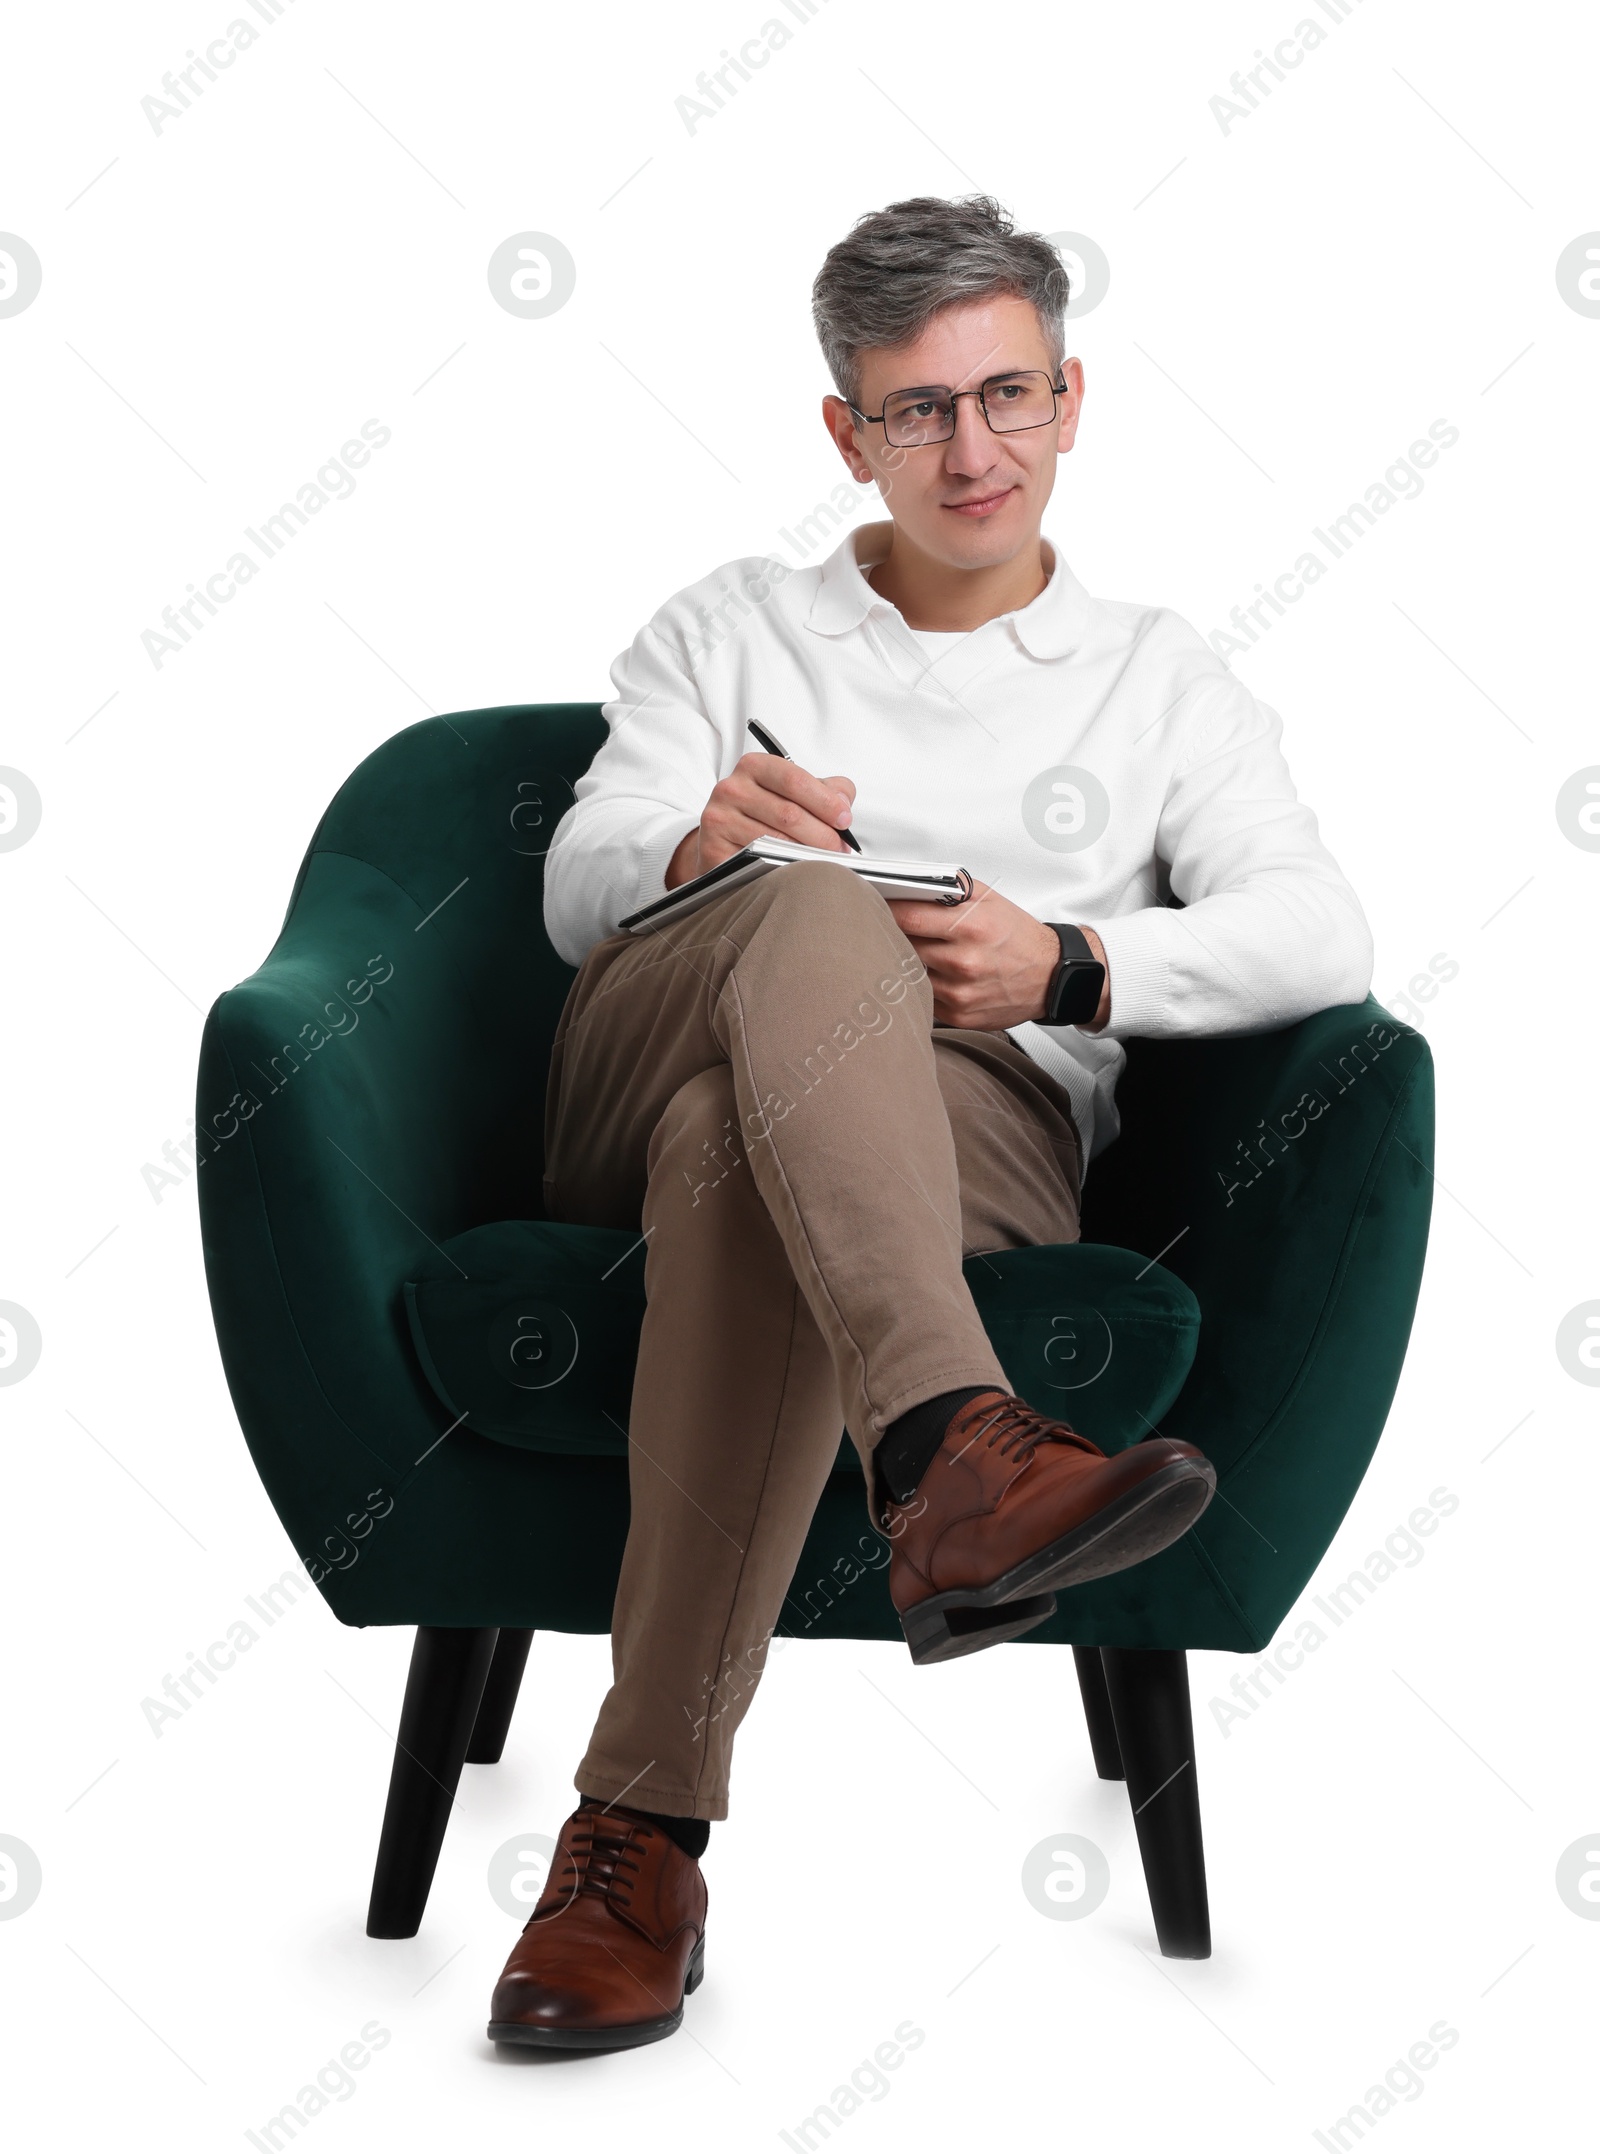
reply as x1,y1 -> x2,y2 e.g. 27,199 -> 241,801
822,394 -> 873,483
1056,359 -> 1085,455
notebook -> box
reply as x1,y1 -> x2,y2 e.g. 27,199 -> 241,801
619,834 -> 973,936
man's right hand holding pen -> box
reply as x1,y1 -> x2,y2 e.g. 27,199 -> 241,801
664,754 -> 859,888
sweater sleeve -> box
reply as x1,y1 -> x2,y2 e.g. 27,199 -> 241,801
1083,678 -> 1374,1038
541,617 -> 719,967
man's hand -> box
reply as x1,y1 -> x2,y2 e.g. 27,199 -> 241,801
887,878 -> 1111,1033
665,753 -> 857,888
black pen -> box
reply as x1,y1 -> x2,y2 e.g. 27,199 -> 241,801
746,719 -> 863,853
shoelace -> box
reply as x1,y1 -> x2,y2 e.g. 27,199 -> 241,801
958,1394 -> 1102,1467
549,1806 -> 649,1910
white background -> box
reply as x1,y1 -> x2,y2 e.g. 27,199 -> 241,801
2,0 -> 1595,2145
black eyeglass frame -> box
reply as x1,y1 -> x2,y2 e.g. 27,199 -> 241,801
847,369 -> 1070,447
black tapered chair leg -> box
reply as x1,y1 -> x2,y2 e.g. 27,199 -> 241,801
1100,1647 -> 1211,1960
366,1625 -> 499,1939
1072,1645 -> 1125,1779
465,1627 -> 534,1764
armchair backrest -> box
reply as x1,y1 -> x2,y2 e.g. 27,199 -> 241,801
280,704 -> 604,1211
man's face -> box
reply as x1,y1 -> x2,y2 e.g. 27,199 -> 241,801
823,293 -> 1084,571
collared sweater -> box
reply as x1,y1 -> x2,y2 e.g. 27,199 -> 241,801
543,521 -> 1374,1168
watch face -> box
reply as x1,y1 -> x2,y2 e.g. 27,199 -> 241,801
1052,963 -> 1103,1025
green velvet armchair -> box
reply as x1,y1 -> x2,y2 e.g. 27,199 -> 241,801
197,705 -> 1434,1959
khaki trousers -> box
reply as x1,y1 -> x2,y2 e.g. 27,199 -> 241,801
542,863 -> 1083,1819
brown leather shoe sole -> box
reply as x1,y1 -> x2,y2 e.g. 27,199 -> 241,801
487,1933 -> 705,2050
899,1454 -> 1216,1666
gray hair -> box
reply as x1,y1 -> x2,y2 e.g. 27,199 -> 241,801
812,195 -> 1070,409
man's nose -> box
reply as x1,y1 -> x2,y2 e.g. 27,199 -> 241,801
943,390 -> 999,474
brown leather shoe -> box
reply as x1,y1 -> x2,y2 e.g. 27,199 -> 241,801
487,1799 -> 707,2049
880,1389 -> 1217,1664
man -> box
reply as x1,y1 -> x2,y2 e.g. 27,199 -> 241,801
487,195 -> 1373,2050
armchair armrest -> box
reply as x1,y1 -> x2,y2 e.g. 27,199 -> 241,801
198,848 -> 542,1561
1082,997 -> 1434,1643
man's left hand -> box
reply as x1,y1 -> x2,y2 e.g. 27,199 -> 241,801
887,879 -> 1110,1033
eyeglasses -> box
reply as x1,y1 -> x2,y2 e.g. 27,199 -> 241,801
849,369 -> 1067,449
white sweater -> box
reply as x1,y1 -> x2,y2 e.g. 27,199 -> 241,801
543,521 -> 1374,1169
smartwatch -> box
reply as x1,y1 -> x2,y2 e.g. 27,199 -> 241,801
1042,923 -> 1106,1027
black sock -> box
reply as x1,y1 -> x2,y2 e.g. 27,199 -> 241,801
634,1809 -> 710,1860
875,1385 -> 997,1504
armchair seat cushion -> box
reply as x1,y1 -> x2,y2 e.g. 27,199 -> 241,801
404,1221 -> 1201,1472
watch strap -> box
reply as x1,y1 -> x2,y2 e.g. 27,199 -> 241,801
1050,922 -> 1095,968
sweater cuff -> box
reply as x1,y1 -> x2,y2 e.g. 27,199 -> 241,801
632,813 -> 702,916
1083,911 -> 1174,1037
